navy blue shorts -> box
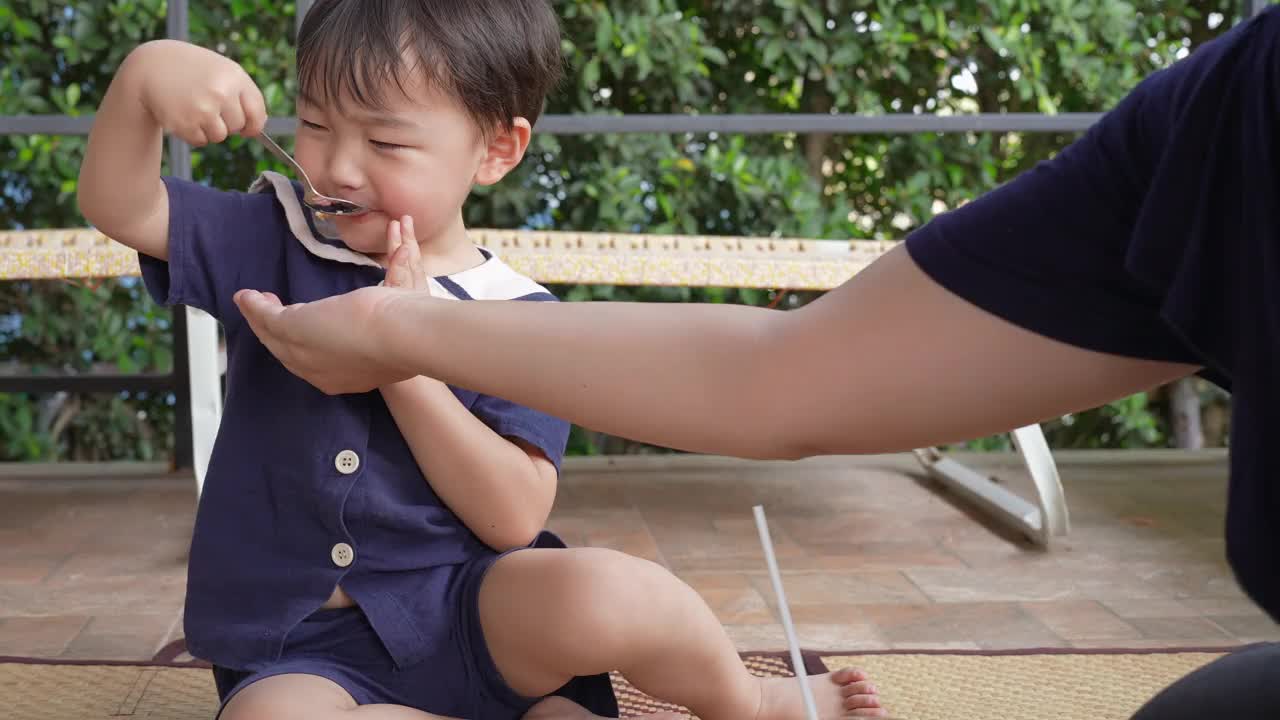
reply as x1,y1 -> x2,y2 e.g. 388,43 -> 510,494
211,547 -> 618,719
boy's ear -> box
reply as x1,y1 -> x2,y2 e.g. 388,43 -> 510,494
474,118 -> 532,186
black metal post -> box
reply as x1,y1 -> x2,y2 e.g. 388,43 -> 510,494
167,0 -> 194,471
297,0 -> 313,36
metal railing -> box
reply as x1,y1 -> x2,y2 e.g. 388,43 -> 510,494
0,0 -> 1268,469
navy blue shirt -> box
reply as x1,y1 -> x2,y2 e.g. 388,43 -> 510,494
907,8 -> 1280,620
139,171 -> 571,671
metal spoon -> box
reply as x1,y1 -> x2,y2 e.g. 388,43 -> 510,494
255,133 -> 369,216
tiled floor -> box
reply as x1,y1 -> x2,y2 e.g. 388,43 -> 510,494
1,450 -> 1275,661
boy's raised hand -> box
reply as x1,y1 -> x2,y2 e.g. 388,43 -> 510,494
384,215 -> 429,291
134,39 -> 268,146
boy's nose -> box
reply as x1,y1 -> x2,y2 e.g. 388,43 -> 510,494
325,147 -> 367,196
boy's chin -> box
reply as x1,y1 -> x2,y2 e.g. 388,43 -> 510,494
332,225 -> 390,256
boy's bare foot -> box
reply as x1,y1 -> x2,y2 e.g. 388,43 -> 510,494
756,667 -> 886,719
521,667 -> 884,720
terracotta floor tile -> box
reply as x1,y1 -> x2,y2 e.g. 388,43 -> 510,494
1100,597 -> 1200,619
543,515 -> 588,547
888,640 -> 983,651
786,541 -> 967,571
773,512 -> 943,547
1181,596 -> 1268,617
722,623 -> 886,652
583,528 -> 664,566
1128,616 -> 1234,643
679,573 -> 775,625
1069,638 -> 1241,650
651,513 -> 808,573
903,568 -> 1079,603
721,623 -> 788,651
0,553 -> 65,584
157,608 -> 185,656
751,572 -> 931,606
0,574 -> 186,617
937,539 -> 1045,570
45,542 -> 189,584
977,635 -> 1071,650
549,509 -> 666,564
789,623 -> 886,651
788,603 -> 891,625
0,615 -> 90,656
906,565 -> 1169,603
854,602 -> 1064,647
1123,563 -> 1247,599
0,452 -> 1243,658
1206,614 -> 1280,642
60,613 -> 175,660
1019,600 -> 1141,641
549,479 -> 631,513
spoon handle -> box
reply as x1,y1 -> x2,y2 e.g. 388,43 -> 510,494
255,133 -> 316,193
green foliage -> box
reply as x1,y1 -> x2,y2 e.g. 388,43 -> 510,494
0,0 -> 1244,460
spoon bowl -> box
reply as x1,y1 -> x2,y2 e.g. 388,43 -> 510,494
255,133 -> 369,217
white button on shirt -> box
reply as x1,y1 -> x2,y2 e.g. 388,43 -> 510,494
331,542 -> 355,568
335,450 -> 360,475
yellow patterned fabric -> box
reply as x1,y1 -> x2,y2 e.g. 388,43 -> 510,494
0,649 -> 1232,720
0,228 -> 891,290
0,653 -> 796,719
823,651 -> 1225,720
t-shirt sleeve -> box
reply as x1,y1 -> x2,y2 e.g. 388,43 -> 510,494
470,392 -> 572,473
137,176 -> 281,324
465,292 -> 572,472
903,11 -> 1276,388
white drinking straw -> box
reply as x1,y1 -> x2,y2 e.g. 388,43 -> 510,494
753,504 -> 820,720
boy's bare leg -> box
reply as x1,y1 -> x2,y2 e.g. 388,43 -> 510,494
480,548 -> 885,720
220,673 -> 471,719
216,666 -> 685,720
522,695 -> 685,720
215,664 -> 690,720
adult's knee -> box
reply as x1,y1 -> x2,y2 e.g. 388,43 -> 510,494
1130,643 -> 1280,720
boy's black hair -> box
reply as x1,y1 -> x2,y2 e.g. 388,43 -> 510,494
297,0 -> 562,133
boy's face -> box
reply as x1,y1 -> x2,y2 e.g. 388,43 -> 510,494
292,68 -> 526,258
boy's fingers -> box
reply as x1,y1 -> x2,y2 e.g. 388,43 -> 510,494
386,259 -> 408,289
407,219 -> 421,261
180,124 -> 210,147
402,215 -> 416,245
402,216 -> 424,288
202,115 -> 230,144
386,219 -> 403,257
221,97 -> 248,136
387,244 -> 418,288
240,88 -> 268,137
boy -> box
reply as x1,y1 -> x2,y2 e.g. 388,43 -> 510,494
77,1 -> 884,718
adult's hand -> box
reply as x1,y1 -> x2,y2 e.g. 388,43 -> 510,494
232,286 -> 420,394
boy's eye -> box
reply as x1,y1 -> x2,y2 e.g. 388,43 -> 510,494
371,140 -> 406,150
301,119 -> 328,131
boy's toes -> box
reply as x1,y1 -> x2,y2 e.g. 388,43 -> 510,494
844,692 -> 881,711
841,680 -> 877,698
842,681 -> 885,716
832,667 -> 870,684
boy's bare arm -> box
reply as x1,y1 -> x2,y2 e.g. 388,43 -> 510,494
376,219 -> 556,552
382,378 -> 558,552
78,40 -> 266,261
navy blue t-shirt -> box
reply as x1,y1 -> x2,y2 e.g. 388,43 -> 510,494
907,8 -> 1280,620
137,170 -> 573,672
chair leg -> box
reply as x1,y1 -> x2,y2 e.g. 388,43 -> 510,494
184,307 -> 222,499
912,423 -> 1069,548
